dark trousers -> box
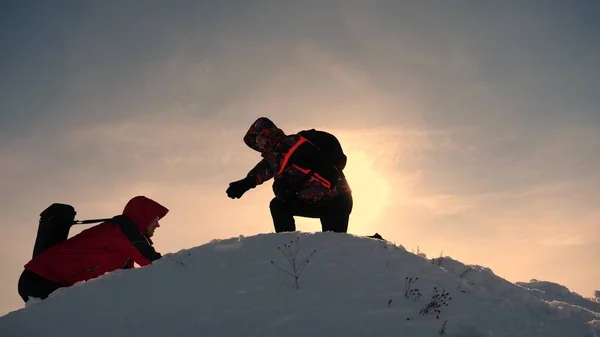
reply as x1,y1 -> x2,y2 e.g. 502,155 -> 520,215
270,193 -> 353,233
18,208 -> 72,302
18,269 -> 64,302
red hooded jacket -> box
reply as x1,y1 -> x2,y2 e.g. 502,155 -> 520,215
24,196 -> 168,286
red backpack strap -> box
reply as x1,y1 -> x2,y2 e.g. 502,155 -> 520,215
278,136 -> 309,175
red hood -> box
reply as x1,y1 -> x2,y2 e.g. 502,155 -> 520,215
122,196 -> 169,233
243,117 -> 286,153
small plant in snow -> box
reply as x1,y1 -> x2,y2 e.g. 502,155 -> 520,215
438,319 -> 448,335
404,277 -> 422,302
459,267 -> 471,278
433,250 -> 444,266
169,251 -> 192,268
270,237 -> 316,290
419,287 -> 452,319
415,245 -> 427,259
390,276 -> 422,309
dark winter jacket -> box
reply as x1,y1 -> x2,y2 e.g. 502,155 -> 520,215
242,117 -> 351,204
24,196 -> 168,286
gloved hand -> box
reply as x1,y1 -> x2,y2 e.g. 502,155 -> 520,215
226,176 -> 256,199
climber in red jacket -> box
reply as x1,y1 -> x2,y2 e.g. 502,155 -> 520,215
18,196 -> 168,302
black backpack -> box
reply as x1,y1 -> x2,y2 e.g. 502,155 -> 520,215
31,203 -> 112,258
298,129 -> 347,171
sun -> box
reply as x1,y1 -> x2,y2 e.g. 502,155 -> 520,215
341,151 -> 391,234
293,150 -> 391,234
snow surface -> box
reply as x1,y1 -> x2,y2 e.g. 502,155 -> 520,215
0,232 -> 598,337
515,279 -> 600,314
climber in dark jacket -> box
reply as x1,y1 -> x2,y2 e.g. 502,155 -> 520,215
226,117 -> 353,233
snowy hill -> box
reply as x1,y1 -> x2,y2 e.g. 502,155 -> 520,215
515,279 -> 600,314
0,232 -> 598,337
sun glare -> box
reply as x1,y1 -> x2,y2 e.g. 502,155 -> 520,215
342,151 -> 391,234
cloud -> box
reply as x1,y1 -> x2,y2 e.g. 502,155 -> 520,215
407,194 -> 476,217
539,236 -> 595,247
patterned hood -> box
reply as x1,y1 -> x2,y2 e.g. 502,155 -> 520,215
243,117 -> 286,153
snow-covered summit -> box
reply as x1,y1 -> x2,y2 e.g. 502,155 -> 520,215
0,232 -> 598,337
516,279 -> 600,314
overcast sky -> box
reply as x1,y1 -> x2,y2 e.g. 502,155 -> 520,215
1,0 -> 598,315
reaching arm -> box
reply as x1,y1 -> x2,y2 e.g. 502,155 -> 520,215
123,259 -> 134,269
227,156 -> 280,199
112,216 -> 161,267
248,156 -> 279,185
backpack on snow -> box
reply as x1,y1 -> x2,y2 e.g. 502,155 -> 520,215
297,129 -> 347,172
31,203 -> 112,258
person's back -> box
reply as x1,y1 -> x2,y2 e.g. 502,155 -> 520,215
297,128 -> 347,172
19,196 -> 167,301
25,221 -> 142,286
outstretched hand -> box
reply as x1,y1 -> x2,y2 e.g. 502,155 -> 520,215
226,177 -> 255,199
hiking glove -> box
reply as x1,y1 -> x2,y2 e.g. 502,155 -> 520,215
226,176 -> 256,199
